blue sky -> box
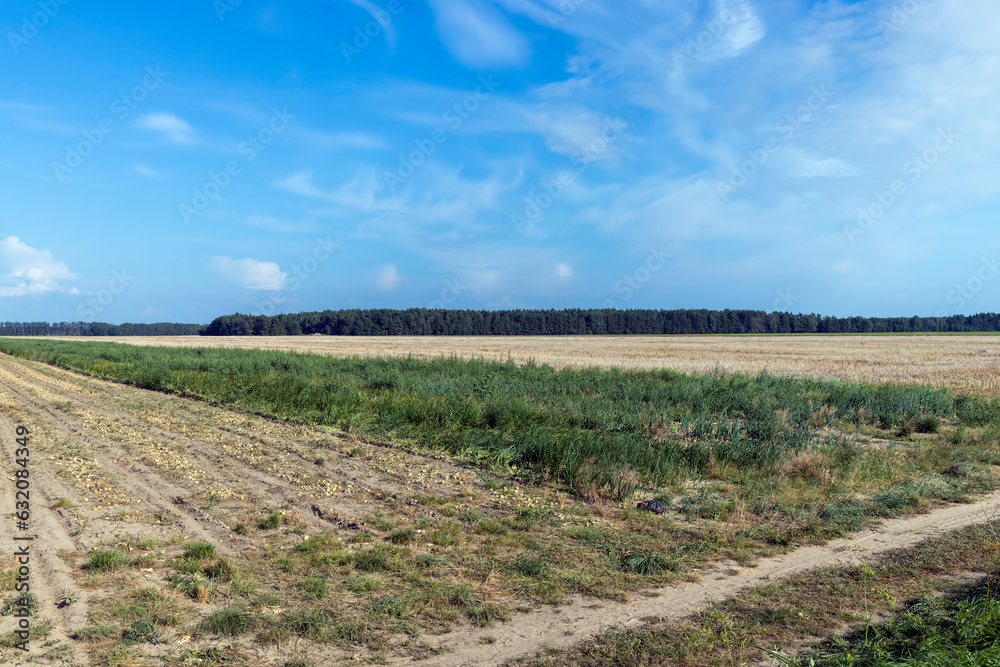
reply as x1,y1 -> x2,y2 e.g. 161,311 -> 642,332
1,0 -> 998,323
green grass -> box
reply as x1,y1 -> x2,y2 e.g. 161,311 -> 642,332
108,587 -> 184,628
121,619 -> 162,645
87,549 -> 128,572
198,605 -> 258,636
183,541 -> 216,560
208,557 -> 238,582
354,546 -> 394,572
512,522 -> 1000,667
799,589 -> 1000,665
2,337 -> 998,500
618,551 -> 681,575
388,527 -> 418,544
300,576 -> 329,600
0,593 -> 38,616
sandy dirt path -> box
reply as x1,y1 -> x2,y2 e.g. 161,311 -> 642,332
400,492 -> 1000,666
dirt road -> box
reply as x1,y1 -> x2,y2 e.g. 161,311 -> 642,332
400,491 -> 1000,665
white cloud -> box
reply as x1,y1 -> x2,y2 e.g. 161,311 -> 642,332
374,264 -> 403,291
208,257 -> 287,290
555,262 -> 573,279
427,0 -> 529,68
275,162 -> 518,235
522,108 -> 627,158
778,149 -> 861,179
274,170 -> 330,200
136,112 -> 194,144
714,0 -> 766,59
0,236 -> 75,297
275,170 -> 380,209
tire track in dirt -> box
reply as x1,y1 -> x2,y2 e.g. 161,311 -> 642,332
401,491 -> 1000,666
0,414 -> 90,666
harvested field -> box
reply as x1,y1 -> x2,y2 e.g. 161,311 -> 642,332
27,334 -> 1000,396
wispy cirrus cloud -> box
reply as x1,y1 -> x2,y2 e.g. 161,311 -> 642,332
426,0 -> 530,68
136,112 -> 194,144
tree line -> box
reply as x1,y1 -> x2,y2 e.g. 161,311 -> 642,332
199,309 -> 1000,336
5,310 -> 1000,338
0,322 -> 203,336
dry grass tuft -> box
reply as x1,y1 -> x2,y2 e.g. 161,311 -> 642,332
777,451 -> 835,487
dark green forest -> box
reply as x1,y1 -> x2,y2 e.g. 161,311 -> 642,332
200,309 -> 1000,336
0,322 -> 203,336
4,309 -> 1000,337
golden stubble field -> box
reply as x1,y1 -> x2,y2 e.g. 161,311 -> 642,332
35,334 -> 1000,396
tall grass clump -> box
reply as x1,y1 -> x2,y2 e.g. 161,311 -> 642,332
1,338 -> 997,500
802,589 -> 1000,666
